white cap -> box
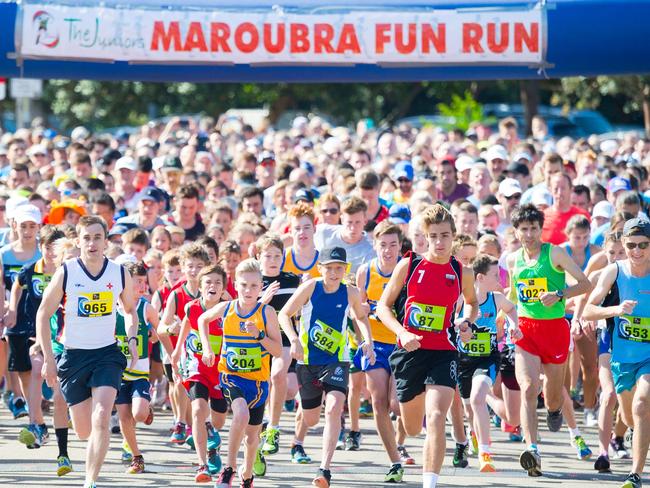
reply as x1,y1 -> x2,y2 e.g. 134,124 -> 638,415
498,178 -> 522,198
600,139 -> 619,154
531,187 -> 553,207
592,200 -> 614,219
70,126 -> 90,141
292,116 -> 309,130
28,144 -> 47,156
114,254 -> 138,266
115,156 -> 137,172
513,152 -> 533,163
455,154 -> 475,173
484,144 -> 509,162
6,196 -> 29,218
14,204 -> 42,224
152,156 -> 165,171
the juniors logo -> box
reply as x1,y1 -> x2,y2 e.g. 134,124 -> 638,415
32,10 -> 60,48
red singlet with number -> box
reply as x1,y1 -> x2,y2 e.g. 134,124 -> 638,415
397,252 -> 462,351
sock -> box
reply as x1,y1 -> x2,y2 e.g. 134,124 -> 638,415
569,427 -> 581,438
293,439 -> 303,446
55,428 -> 69,457
479,444 -> 491,455
422,472 -> 439,488
269,425 -> 279,430
528,443 -> 539,453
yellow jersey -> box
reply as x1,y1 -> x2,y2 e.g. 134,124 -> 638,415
364,258 -> 396,344
282,248 -> 320,279
218,301 -> 271,382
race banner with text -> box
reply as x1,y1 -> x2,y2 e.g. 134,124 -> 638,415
19,3 -> 544,65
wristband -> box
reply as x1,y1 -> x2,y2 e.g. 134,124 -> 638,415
127,336 -> 138,344
256,330 -> 266,341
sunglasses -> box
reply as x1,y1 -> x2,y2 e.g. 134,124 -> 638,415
625,241 -> 650,250
321,208 -> 339,215
397,178 -> 411,183
505,193 -> 521,200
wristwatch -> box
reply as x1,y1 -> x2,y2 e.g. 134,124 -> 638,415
555,289 -> 564,299
256,330 -> 266,341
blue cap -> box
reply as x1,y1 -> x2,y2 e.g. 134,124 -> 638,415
389,204 -> 411,225
393,161 -> 414,181
108,223 -> 132,237
607,176 -> 631,194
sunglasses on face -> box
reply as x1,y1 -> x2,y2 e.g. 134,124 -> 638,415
321,208 -> 339,215
397,178 -> 411,183
505,193 -> 521,200
625,241 -> 650,250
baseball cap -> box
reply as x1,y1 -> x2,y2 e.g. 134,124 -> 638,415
498,178 -> 522,198
115,156 -> 137,172
393,161 -> 414,181
389,204 -> 411,225
70,126 -> 90,141
28,145 -> 47,156
592,200 -> 614,220
484,145 -> 509,162
623,217 -> 650,238
512,152 -> 533,164
455,155 -> 475,173
108,223 -> 131,237
531,187 -> 553,207
506,162 -> 530,177
140,187 -> 163,203
319,247 -> 347,265
161,156 -> 183,172
258,151 -> 276,166
14,204 -> 42,225
607,177 -> 631,194
293,189 -> 315,204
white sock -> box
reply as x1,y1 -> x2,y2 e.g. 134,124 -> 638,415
479,444 -> 491,454
422,472 -> 439,488
569,427 -> 581,438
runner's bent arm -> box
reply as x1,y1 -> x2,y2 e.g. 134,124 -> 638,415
4,278 -> 23,328
376,259 -> 417,340
119,270 -> 140,366
459,265 -> 479,324
494,291 -> 522,341
582,263 -> 632,321
145,302 -> 160,343
259,306 -> 282,358
278,279 -> 316,343
198,302 -> 227,367
348,286 -> 376,365
551,245 -> 592,300
35,268 -> 64,386
156,294 -> 177,356
171,315 -> 191,365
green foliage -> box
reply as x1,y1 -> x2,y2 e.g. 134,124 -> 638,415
436,90 -> 492,131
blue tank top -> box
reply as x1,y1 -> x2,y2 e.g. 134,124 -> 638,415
298,279 -> 350,365
562,243 -> 591,272
458,292 -> 498,357
612,261 -> 650,363
0,245 -> 41,292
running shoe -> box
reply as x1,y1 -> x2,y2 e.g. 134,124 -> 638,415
121,440 -> 133,463
594,454 -> 611,473
491,414 -> 502,428
584,408 -> 598,428
520,448 -> 542,477
12,398 -> 29,420
546,409 -> 563,432
18,424 -> 39,448
452,442 -> 469,468
284,400 -> 296,412
195,464 -> 212,483
252,448 -> 266,477
170,422 -> 186,444
3,390 -> 13,410
208,448 -> 222,474
56,455 -> 73,477
185,434 -> 195,450
620,473 -> 642,488
144,406 -> 154,426
384,464 -> 404,483
345,430 -> 361,451
397,445 -> 415,465
291,444 -> 312,464
509,425 -> 523,442
207,423 -> 222,451
610,437 -> 630,459
359,399 -> 373,418
237,465 -> 255,488
216,466 -> 235,488
110,411 -> 120,434
625,429 -> 634,446
469,431 -> 478,456
479,452 -> 496,473
312,468 -> 331,487
572,435 -> 592,460
126,455 -> 145,474
261,427 -> 279,455
335,429 -> 345,450
83,482 -> 97,488
38,425 -> 50,446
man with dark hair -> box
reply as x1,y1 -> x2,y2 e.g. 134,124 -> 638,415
436,160 -> 471,204
165,184 -> 205,241
356,169 -> 389,233
90,193 -> 116,230
507,204 -> 591,477
542,173 -> 591,245
571,184 -> 592,213
240,186 -> 265,217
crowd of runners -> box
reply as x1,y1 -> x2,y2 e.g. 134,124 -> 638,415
0,113 -> 648,488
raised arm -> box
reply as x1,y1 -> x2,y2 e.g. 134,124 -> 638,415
36,267 -> 64,387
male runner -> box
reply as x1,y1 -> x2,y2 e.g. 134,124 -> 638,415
282,202 -> 320,279
377,204 -> 478,488
37,215 -> 139,488
506,204 -> 591,477
279,247 -> 375,487
583,218 -> 650,488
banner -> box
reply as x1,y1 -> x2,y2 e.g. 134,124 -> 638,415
19,3 -> 544,65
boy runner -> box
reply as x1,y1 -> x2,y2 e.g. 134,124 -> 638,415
171,264 -> 228,483
583,218 -> 650,488
37,215 -> 140,488
200,258 -> 282,488
115,261 -> 159,475
376,204 -> 478,488
282,203 -> 320,279
506,204 -> 591,477
279,247 -> 376,488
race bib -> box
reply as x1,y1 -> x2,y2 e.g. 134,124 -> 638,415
409,302 -> 446,332
310,319 -> 343,355
78,291 -> 113,317
116,334 -> 145,358
226,346 -> 262,372
186,331 -> 223,355
620,315 -> 650,343
32,273 -> 51,297
516,278 -> 547,303
464,332 -> 492,357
